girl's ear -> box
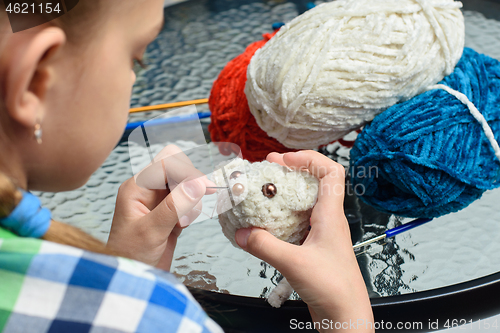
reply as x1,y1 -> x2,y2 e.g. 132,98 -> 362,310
3,26 -> 66,128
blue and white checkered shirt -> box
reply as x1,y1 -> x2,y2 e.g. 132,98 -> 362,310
0,227 -> 224,333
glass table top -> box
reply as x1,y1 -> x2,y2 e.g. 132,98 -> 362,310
35,0 -> 500,306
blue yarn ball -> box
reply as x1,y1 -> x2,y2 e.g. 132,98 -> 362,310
272,22 -> 285,30
350,47 -> 500,219
306,2 -> 316,10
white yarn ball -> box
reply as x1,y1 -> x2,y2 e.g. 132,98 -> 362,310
245,0 -> 465,149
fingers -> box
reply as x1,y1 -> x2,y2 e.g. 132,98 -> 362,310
153,144 -> 188,164
268,150 -> 345,180
266,152 -> 286,166
267,150 -> 346,218
156,226 -> 182,271
178,200 -> 203,228
142,178 -> 206,235
134,145 -> 183,190
134,144 -> 213,192
235,228 -> 296,275
277,151 -> 347,238
203,178 -> 217,195
155,145 -> 216,192
282,151 -> 345,180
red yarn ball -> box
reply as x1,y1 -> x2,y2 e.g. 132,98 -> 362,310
209,31 -> 297,162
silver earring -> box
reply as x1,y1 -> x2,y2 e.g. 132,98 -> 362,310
34,123 -> 42,144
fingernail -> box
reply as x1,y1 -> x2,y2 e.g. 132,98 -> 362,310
179,215 -> 191,227
182,179 -> 204,199
235,228 -> 252,248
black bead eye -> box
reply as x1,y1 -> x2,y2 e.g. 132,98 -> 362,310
262,183 -> 277,198
230,171 -> 243,179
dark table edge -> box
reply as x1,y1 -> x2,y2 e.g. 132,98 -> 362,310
189,271 -> 500,332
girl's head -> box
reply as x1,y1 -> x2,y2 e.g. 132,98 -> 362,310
0,0 -> 164,191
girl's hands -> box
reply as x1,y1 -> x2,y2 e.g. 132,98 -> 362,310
235,151 -> 374,332
107,145 -> 214,270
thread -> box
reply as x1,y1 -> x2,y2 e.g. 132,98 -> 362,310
245,0 -> 465,149
427,84 -> 500,161
350,48 -> 500,218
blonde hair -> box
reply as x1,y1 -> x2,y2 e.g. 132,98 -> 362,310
0,1 -> 118,257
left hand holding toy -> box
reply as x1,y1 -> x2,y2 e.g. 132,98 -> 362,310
236,151 -> 374,332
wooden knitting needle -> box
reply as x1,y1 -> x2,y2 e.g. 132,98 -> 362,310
129,98 -> 209,113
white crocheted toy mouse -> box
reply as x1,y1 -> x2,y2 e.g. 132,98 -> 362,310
212,158 -> 319,307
